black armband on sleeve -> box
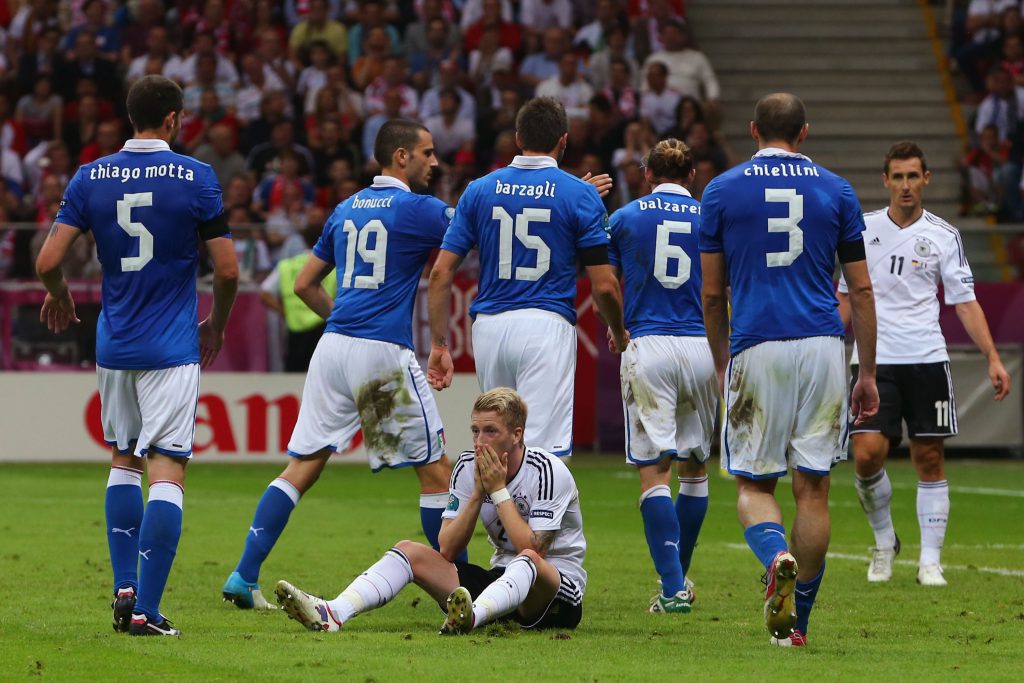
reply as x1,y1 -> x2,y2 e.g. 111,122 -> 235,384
578,244 -> 610,266
837,239 -> 866,264
197,212 -> 230,241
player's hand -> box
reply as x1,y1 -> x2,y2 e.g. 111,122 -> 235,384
475,444 -> 508,493
198,318 -> 225,368
989,357 -> 1012,401
607,328 -> 630,353
427,345 -> 454,390
582,172 -> 613,198
850,375 -> 880,426
39,289 -> 81,334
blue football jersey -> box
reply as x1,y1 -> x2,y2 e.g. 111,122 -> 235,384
440,155 -> 609,323
55,139 -> 225,370
698,148 -> 865,355
314,176 -> 450,349
609,183 -> 705,338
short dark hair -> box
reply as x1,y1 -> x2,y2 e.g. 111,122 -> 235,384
126,75 -> 183,133
884,140 -> 928,175
644,138 -> 693,182
374,118 -> 428,167
753,93 -> 806,144
515,97 -> 567,153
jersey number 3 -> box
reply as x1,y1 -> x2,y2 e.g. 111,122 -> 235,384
117,192 -> 154,272
765,189 -> 804,267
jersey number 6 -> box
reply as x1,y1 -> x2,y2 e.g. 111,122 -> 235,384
117,192 -> 154,272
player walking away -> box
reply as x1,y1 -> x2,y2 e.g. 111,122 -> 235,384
426,97 -> 628,459
275,388 -> 587,635
699,93 -> 879,647
35,75 -> 239,636
608,138 -> 716,614
222,120 -> 467,610
837,142 -> 1011,587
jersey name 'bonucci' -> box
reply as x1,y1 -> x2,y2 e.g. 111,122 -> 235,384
838,208 -> 975,365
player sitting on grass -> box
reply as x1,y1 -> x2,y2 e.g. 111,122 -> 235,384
275,388 -> 587,634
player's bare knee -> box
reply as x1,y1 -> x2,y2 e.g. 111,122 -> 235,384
676,456 -> 707,479
518,548 -> 543,565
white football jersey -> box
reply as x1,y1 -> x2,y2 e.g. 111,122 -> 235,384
838,208 -> 976,364
442,447 -> 587,594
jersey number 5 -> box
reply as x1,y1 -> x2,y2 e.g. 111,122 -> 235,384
117,192 -> 154,272
765,189 -> 804,267
494,207 -> 551,281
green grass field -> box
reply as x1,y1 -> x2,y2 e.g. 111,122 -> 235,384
2,457 -> 1022,682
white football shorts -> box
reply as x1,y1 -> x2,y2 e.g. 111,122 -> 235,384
97,363 -> 200,458
722,336 -> 848,478
288,333 -> 445,471
472,308 -> 576,457
621,335 -> 718,465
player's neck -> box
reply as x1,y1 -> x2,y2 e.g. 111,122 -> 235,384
133,129 -> 172,144
758,140 -> 799,153
887,205 -> 924,228
379,169 -> 410,187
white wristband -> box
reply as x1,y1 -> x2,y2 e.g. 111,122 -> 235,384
490,488 -> 511,506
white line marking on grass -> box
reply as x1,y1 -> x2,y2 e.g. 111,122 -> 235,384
890,483 -> 1024,498
723,544 -> 1024,577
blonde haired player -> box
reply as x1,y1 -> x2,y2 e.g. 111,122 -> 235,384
838,141 -> 1011,587
607,138 -> 717,613
275,388 -> 588,634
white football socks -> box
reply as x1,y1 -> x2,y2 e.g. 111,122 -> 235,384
328,546 -> 414,624
917,480 -> 949,567
471,555 -> 538,629
855,469 -> 897,549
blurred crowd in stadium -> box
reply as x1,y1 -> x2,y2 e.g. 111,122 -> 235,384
0,0 -> 731,283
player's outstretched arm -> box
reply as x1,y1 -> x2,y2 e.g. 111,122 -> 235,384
840,259 -> 880,423
700,252 -> 729,392
427,249 -> 464,389
36,223 -> 83,334
200,236 -> 240,368
293,254 -> 335,320
587,264 -> 629,352
955,300 -> 1012,400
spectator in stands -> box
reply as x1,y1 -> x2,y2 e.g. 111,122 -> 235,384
642,20 -> 720,123
193,122 -> 248,188
316,157 -> 359,208
0,92 -> 27,158
190,0 -> 234,58
612,119 -> 656,206
1000,33 -> 1024,86
665,95 -> 704,141
297,41 -> 334,115
182,89 -> 241,155
405,0 -> 462,62
361,87 -> 404,171
9,0 -> 61,57
537,53 -> 595,115
58,29 -> 120,102
588,22 -> 638,92
16,75 -> 62,148
125,26 -> 185,87
305,86 -> 352,149
178,31 -> 238,88
259,215 -> 336,372
640,61 -> 681,136
237,0 -> 289,55
463,0 -> 521,54
690,153 -> 717,201
61,0 -> 119,62
420,60 -> 476,122
520,0 -> 574,43
575,0 -> 623,54
63,93 -> 100,161
519,26 -> 570,89
976,67 -> 1024,143
488,129 -> 518,171
247,119 -> 315,179
241,90 -> 290,153
264,180 -> 310,261
954,0 -> 1006,95
238,54 -> 281,126
602,56 -> 639,120
119,0 -> 165,60
228,206 -> 273,282
630,0 -> 685,61
289,0 -> 347,60
352,25 -> 396,89
78,118 -> 122,165
286,0 -> 343,27
17,25 -> 60,93
684,120 -> 732,172
425,87 -> 476,162
24,139 -> 72,196
311,119 -> 360,186
365,55 -> 419,117
347,0 -> 401,65
960,123 -> 1009,215
586,94 -> 623,170
259,27 -> 299,92
409,17 -> 460,92
468,27 -> 515,91
224,174 -> 256,212
183,53 -> 237,114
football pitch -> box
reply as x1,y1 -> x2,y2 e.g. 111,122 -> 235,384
2,457 -> 1022,682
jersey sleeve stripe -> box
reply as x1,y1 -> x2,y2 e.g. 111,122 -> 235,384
526,452 -> 554,499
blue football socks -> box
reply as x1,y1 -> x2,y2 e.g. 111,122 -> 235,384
743,521 -> 789,569
134,481 -> 184,620
676,475 -> 709,578
795,562 -> 825,636
105,466 -> 144,593
640,485 -> 685,597
235,478 -> 300,584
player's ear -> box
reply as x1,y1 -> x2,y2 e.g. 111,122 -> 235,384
749,121 -> 758,143
796,123 -> 809,145
687,167 -> 696,185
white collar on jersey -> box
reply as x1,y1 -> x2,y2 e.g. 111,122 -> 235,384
752,146 -> 812,163
122,138 -> 170,152
510,155 -> 558,169
371,175 -> 411,192
651,182 -> 692,197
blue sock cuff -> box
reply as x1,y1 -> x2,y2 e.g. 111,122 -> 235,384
797,561 -> 826,589
743,522 -> 788,569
